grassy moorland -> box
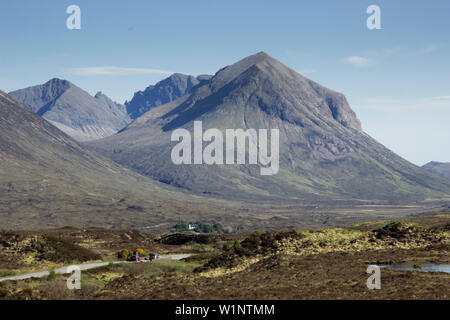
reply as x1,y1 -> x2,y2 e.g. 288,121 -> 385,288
0,213 -> 448,300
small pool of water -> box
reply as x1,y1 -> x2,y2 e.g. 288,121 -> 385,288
379,264 -> 450,274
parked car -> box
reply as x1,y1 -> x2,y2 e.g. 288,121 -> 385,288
149,253 -> 159,260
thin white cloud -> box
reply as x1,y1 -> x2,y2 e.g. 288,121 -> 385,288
413,44 -> 440,56
353,44 -> 441,63
68,66 -> 173,76
342,56 -> 374,67
358,96 -> 450,111
362,47 -> 400,59
403,44 -> 441,57
421,44 -> 440,54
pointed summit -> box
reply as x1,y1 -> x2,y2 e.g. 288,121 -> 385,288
209,51 -> 281,90
47,77 -> 71,86
8,78 -> 72,113
235,51 -> 274,65
9,79 -> 131,141
156,52 -> 362,132
230,51 -> 275,67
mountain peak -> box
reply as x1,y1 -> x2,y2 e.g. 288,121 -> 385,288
45,78 -> 72,90
125,73 -> 201,119
209,52 -> 293,92
47,77 -> 70,84
198,52 -> 362,132
233,51 -> 280,68
8,80 -> 130,141
242,51 -> 272,64
94,91 -> 106,99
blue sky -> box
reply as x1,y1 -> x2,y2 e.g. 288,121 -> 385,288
0,0 -> 449,166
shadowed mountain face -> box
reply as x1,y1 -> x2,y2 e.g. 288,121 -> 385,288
88,52 -> 450,203
9,79 -> 130,141
0,90 -> 227,230
125,73 -> 209,120
423,162 -> 450,178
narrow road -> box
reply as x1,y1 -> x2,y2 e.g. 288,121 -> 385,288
0,254 -> 191,282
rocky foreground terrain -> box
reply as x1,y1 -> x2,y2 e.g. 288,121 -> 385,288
0,213 -> 448,300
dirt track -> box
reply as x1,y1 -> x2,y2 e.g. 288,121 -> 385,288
0,254 -> 191,283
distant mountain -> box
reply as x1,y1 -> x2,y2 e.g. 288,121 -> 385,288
94,91 -> 129,120
0,89 -> 222,231
89,52 -> 450,203
9,79 -> 130,141
423,162 -> 450,178
125,73 -> 209,120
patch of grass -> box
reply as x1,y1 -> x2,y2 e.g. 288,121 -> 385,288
137,231 -> 147,239
0,280 -> 12,289
297,230 -> 311,237
38,279 -> 72,299
106,262 -> 123,270
47,269 -> 58,280
123,260 -> 201,277
156,260 -> 200,273
0,270 -> 17,277
74,276 -> 104,297
300,228 -> 364,246
223,241 -> 234,251
192,243 -> 206,251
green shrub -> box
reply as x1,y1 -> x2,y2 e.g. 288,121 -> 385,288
47,269 -> 58,280
251,230 -> 264,237
223,241 -> 233,251
117,249 -> 131,259
201,224 -> 213,233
